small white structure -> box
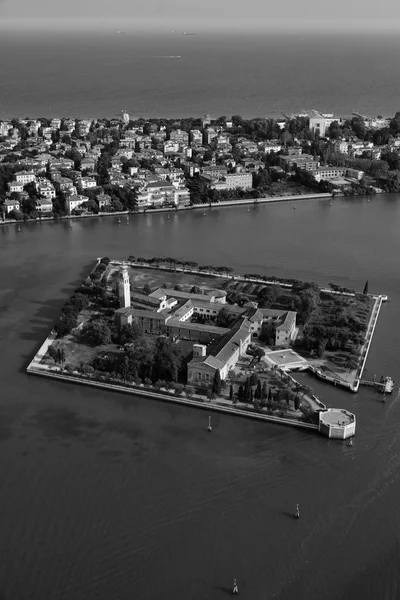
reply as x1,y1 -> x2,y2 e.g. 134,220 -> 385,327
319,408 -> 356,440
118,266 -> 131,308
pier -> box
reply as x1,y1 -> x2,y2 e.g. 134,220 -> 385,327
359,377 -> 394,393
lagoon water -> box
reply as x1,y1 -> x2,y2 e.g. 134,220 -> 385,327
1,195 -> 400,599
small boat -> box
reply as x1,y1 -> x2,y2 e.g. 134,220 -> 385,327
329,200 -> 332,206
118,218 -> 121,224
69,221 -> 73,228
294,504 -> 300,519
293,205 -> 297,210
203,212 -> 206,216
247,208 -> 250,212
17,225 -> 21,232
348,438 -> 353,447
207,416 -> 212,432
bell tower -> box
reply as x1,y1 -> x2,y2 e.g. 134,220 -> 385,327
118,266 -> 131,308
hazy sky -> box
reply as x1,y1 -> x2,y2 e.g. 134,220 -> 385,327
0,0 -> 398,30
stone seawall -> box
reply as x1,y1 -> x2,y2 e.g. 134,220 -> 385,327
27,365 -> 318,432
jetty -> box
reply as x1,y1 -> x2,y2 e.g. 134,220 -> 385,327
359,376 -> 394,394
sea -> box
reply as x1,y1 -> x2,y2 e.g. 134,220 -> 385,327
0,28 -> 400,119
1,196 -> 400,599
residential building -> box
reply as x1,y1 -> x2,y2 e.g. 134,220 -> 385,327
78,176 -> 97,190
8,181 -> 25,194
15,170 -> 36,185
97,193 -> 111,210
36,178 -> 56,199
66,194 -> 89,214
50,118 -> 61,130
190,129 -> 203,145
3,199 -> 20,214
333,141 -> 349,154
35,198 -> 53,213
169,129 -> 189,144
81,157 -> 97,171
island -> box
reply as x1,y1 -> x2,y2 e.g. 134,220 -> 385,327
29,257 -> 393,440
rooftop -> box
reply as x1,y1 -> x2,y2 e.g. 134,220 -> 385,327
319,409 -> 355,427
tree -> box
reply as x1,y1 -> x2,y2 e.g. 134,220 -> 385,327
254,380 -> 262,400
249,373 -> 259,386
238,384 -> 244,400
229,384 -> 233,400
244,377 -> 251,402
82,319 -> 111,345
215,306 -> 232,328
261,381 -> 268,401
254,348 -> 266,362
54,313 -> 77,336
174,284 -> 182,291
363,280 -> 369,295
152,336 -> 182,382
143,283 -> 152,295
212,370 -> 222,396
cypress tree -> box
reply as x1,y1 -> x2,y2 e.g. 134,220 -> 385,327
238,384 -> 244,400
212,370 -> 222,395
255,380 -> 262,399
229,384 -> 233,400
262,381 -> 268,400
363,280 -> 369,295
244,377 -> 251,402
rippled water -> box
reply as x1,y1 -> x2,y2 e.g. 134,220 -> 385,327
1,195 -> 400,599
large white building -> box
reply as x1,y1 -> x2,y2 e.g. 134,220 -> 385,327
309,113 -> 339,137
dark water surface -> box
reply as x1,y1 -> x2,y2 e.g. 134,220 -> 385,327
1,196 -> 400,599
1,30 -> 400,118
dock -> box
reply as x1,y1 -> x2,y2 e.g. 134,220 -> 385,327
359,377 -> 395,394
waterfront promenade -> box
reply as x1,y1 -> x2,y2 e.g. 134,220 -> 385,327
0,192 -> 331,226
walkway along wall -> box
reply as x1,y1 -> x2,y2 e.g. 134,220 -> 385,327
26,365 -> 318,433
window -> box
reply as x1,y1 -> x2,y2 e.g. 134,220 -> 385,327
197,372 -> 202,380
205,374 -> 210,381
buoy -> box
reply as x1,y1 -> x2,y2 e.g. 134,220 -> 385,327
232,579 -> 239,594
207,416 -> 212,432
294,504 -> 300,519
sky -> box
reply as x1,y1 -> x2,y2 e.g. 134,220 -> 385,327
0,0 -> 398,31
